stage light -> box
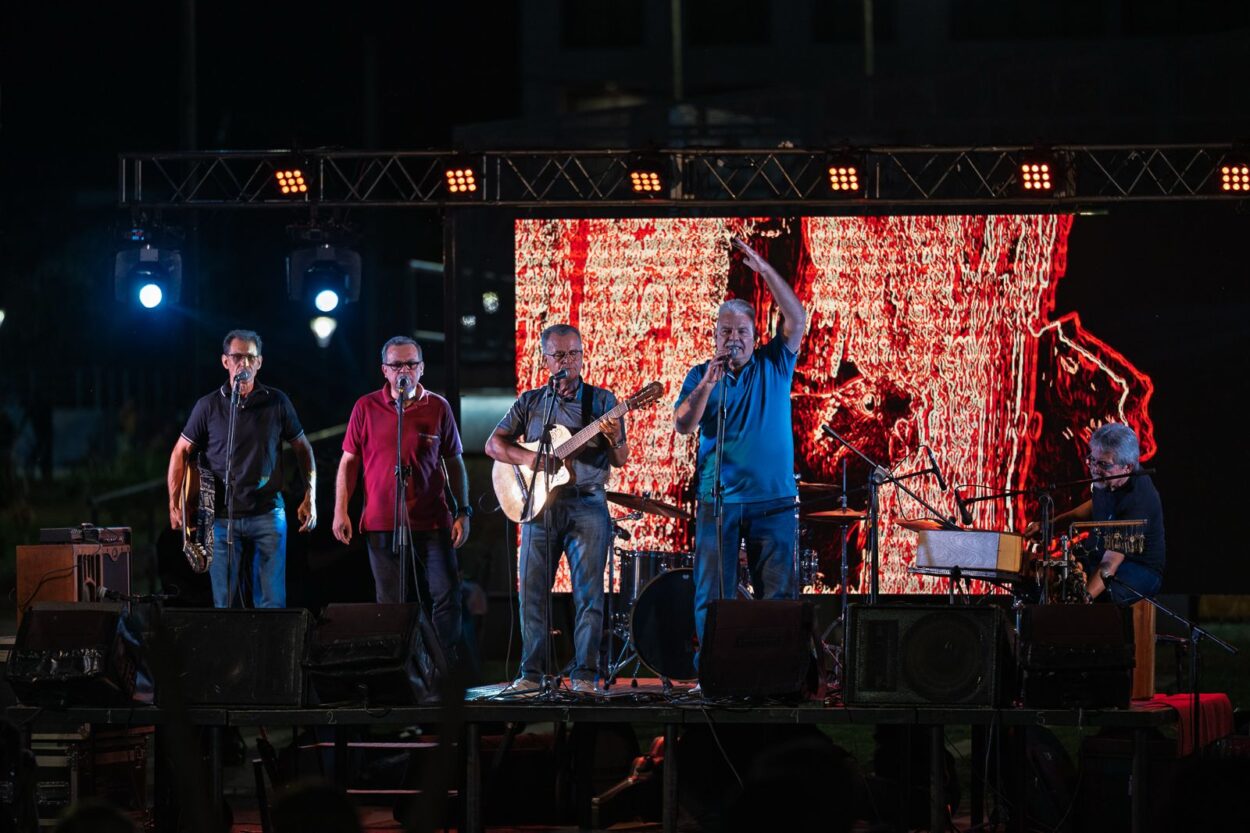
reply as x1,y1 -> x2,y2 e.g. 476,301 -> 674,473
310,316 -> 337,348
288,243 -> 361,309
314,289 -> 340,313
824,155 -> 862,195
1219,164 -> 1250,192
626,156 -> 666,196
482,291 -> 500,313
275,168 -> 309,196
444,160 -> 479,196
1016,152 -> 1066,196
0,309 -> 6,328
114,242 -> 182,306
138,283 -> 164,309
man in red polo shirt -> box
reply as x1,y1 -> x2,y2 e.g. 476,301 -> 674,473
332,336 -> 471,661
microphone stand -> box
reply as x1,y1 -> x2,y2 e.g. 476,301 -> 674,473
392,383 -> 415,607
224,375 -> 245,607
528,378 -> 562,696
712,359 -> 732,612
1100,572 -> 1237,755
820,425 -> 956,604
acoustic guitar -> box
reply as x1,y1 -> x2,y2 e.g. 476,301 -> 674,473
492,381 -> 663,523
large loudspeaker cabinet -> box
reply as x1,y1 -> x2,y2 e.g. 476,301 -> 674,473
155,609 -> 311,707
6,602 -> 137,707
698,600 -> 815,699
305,603 -> 441,705
1018,603 -> 1133,709
846,604 -> 1008,706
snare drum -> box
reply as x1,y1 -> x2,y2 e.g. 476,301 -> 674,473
631,568 -> 698,681
617,550 -> 693,604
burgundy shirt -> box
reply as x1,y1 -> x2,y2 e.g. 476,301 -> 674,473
343,385 -> 463,532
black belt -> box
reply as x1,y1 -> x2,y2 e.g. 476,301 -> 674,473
558,484 -> 604,498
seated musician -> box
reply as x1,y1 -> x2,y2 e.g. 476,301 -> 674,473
1039,423 -> 1165,603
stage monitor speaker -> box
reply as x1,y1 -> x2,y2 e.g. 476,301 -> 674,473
305,603 -> 442,705
698,600 -> 814,700
1018,603 -> 1132,709
155,608 -> 310,707
846,604 -> 1007,706
6,602 -> 137,707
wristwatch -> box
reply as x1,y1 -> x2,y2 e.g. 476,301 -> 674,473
454,505 -> 474,519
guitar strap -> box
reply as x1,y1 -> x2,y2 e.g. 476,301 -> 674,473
580,381 -> 595,432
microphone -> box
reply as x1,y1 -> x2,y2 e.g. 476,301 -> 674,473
1100,567 -> 1114,581
234,368 -> 253,384
612,523 -> 632,541
550,368 -> 569,383
953,487 -> 974,527
924,447 -> 948,492
397,374 -> 413,391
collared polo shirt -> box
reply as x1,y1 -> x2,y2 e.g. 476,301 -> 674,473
181,383 -> 305,517
675,337 -> 798,503
494,380 -> 621,488
343,385 -> 463,532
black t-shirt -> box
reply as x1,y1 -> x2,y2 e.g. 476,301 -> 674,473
1089,472 -> 1166,575
180,383 -> 305,517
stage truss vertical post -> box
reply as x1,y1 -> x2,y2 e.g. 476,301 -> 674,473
443,208 -> 462,424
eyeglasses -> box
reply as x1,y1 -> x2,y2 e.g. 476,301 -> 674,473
1085,456 -> 1122,472
544,350 -> 583,362
225,353 -> 258,364
384,361 -> 422,370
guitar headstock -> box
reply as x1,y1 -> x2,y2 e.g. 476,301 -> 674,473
627,381 -> 664,410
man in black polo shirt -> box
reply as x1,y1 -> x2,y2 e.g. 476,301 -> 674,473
168,329 -> 317,608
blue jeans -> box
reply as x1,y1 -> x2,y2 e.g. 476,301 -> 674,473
693,498 -> 798,647
366,530 -> 462,664
518,488 -> 610,682
1105,561 -> 1163,604
211,507 -> 287,608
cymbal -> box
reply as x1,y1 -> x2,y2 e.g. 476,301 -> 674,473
606,491 -> 692,522
896,517 -> 946,532
804,508 -> 867,522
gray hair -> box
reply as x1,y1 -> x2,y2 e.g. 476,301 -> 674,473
380,336 -> 422,363
717,299 -> 755,320
1090,422 -> 1140,469
540,324 -> 582,350
222,329 -> 262,356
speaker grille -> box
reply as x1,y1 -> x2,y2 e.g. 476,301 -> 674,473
847,604 -> 1006,706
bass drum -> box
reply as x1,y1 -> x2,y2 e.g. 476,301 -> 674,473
631,568 -> 698,681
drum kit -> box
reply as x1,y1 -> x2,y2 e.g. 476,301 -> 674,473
601,483 -> 867,688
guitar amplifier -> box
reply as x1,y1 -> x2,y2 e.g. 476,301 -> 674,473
16,539 -> 132,626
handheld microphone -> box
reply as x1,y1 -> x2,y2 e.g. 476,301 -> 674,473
924,447 -> 948,492
234,368 -> 253,385
953,487 -> 974,527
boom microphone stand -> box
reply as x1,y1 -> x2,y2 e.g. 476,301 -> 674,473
1101,572 -> 1237,757
392,377 -> 415,605
820,424 -> 956,604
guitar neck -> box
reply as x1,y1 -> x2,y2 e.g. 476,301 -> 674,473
554,400 -> 631,459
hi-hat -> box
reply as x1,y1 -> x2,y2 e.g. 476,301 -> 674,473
606,491 -> 692,521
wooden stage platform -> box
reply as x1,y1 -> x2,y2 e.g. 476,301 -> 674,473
5,680 -> 1181,833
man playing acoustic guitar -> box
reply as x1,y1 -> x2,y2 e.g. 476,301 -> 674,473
486,324 -> 629,694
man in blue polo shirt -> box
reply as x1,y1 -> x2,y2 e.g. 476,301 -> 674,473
168,329 -> 317,608
675,237 -> 808,656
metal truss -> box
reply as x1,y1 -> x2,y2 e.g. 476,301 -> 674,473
118,145 -> 1245,209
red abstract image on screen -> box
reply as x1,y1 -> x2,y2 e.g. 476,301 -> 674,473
514,216 -> 1155,593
